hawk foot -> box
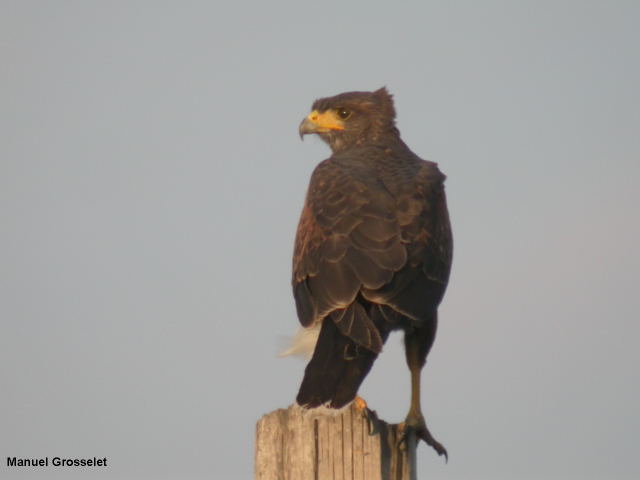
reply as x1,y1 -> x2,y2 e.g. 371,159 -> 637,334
398,414 -> 448,462
353,398 -> 382,436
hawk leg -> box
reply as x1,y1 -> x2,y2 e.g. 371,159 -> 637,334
399,321 -> 448,461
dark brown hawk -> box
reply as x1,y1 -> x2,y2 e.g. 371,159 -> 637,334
292,88 -> 452,458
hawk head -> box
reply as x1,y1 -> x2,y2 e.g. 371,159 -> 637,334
299,87 -> 398,153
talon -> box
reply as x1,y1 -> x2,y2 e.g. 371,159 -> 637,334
354,396 -> 379,435
399,416 -> 448,462
365,408 -> 381,435
396,423 -> 410,451
353,397 -> 381,435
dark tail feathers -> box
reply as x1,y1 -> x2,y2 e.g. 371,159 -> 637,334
296,302 -> 394,409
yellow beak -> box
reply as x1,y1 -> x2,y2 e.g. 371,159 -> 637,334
299,110 -> 345,139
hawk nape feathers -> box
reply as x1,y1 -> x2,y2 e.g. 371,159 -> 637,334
291,88 -> 452,458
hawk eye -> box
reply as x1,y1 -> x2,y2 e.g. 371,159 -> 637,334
336,107 -> 351,120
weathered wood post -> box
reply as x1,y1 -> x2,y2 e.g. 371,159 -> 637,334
255,403 -> 417,480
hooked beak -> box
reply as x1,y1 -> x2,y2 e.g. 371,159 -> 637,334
298,109 -> 345,140
298,117 -> 317,140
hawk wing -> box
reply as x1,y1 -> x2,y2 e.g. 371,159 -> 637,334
292,157 -> 452,352
361,159 -> 453,320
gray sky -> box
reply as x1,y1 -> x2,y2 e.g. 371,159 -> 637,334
1,1 -> 639,479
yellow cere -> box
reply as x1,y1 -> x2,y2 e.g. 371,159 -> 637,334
306,110 -> 345,131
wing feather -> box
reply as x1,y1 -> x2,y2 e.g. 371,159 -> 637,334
293,156 -> 452,344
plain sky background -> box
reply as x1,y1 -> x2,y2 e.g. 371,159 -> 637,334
1,1 -> 639,479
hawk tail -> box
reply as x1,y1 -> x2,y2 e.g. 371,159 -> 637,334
296,303 -> 392,409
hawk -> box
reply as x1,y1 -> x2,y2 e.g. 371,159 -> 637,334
292,88 -> 452,458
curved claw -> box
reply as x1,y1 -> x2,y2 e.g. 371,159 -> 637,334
398,422 -> 448,462
363,408 -> 381,435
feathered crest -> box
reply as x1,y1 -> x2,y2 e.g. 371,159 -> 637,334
372,87 -> 396,120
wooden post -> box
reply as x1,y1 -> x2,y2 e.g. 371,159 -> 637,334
255,403 -> 416,480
